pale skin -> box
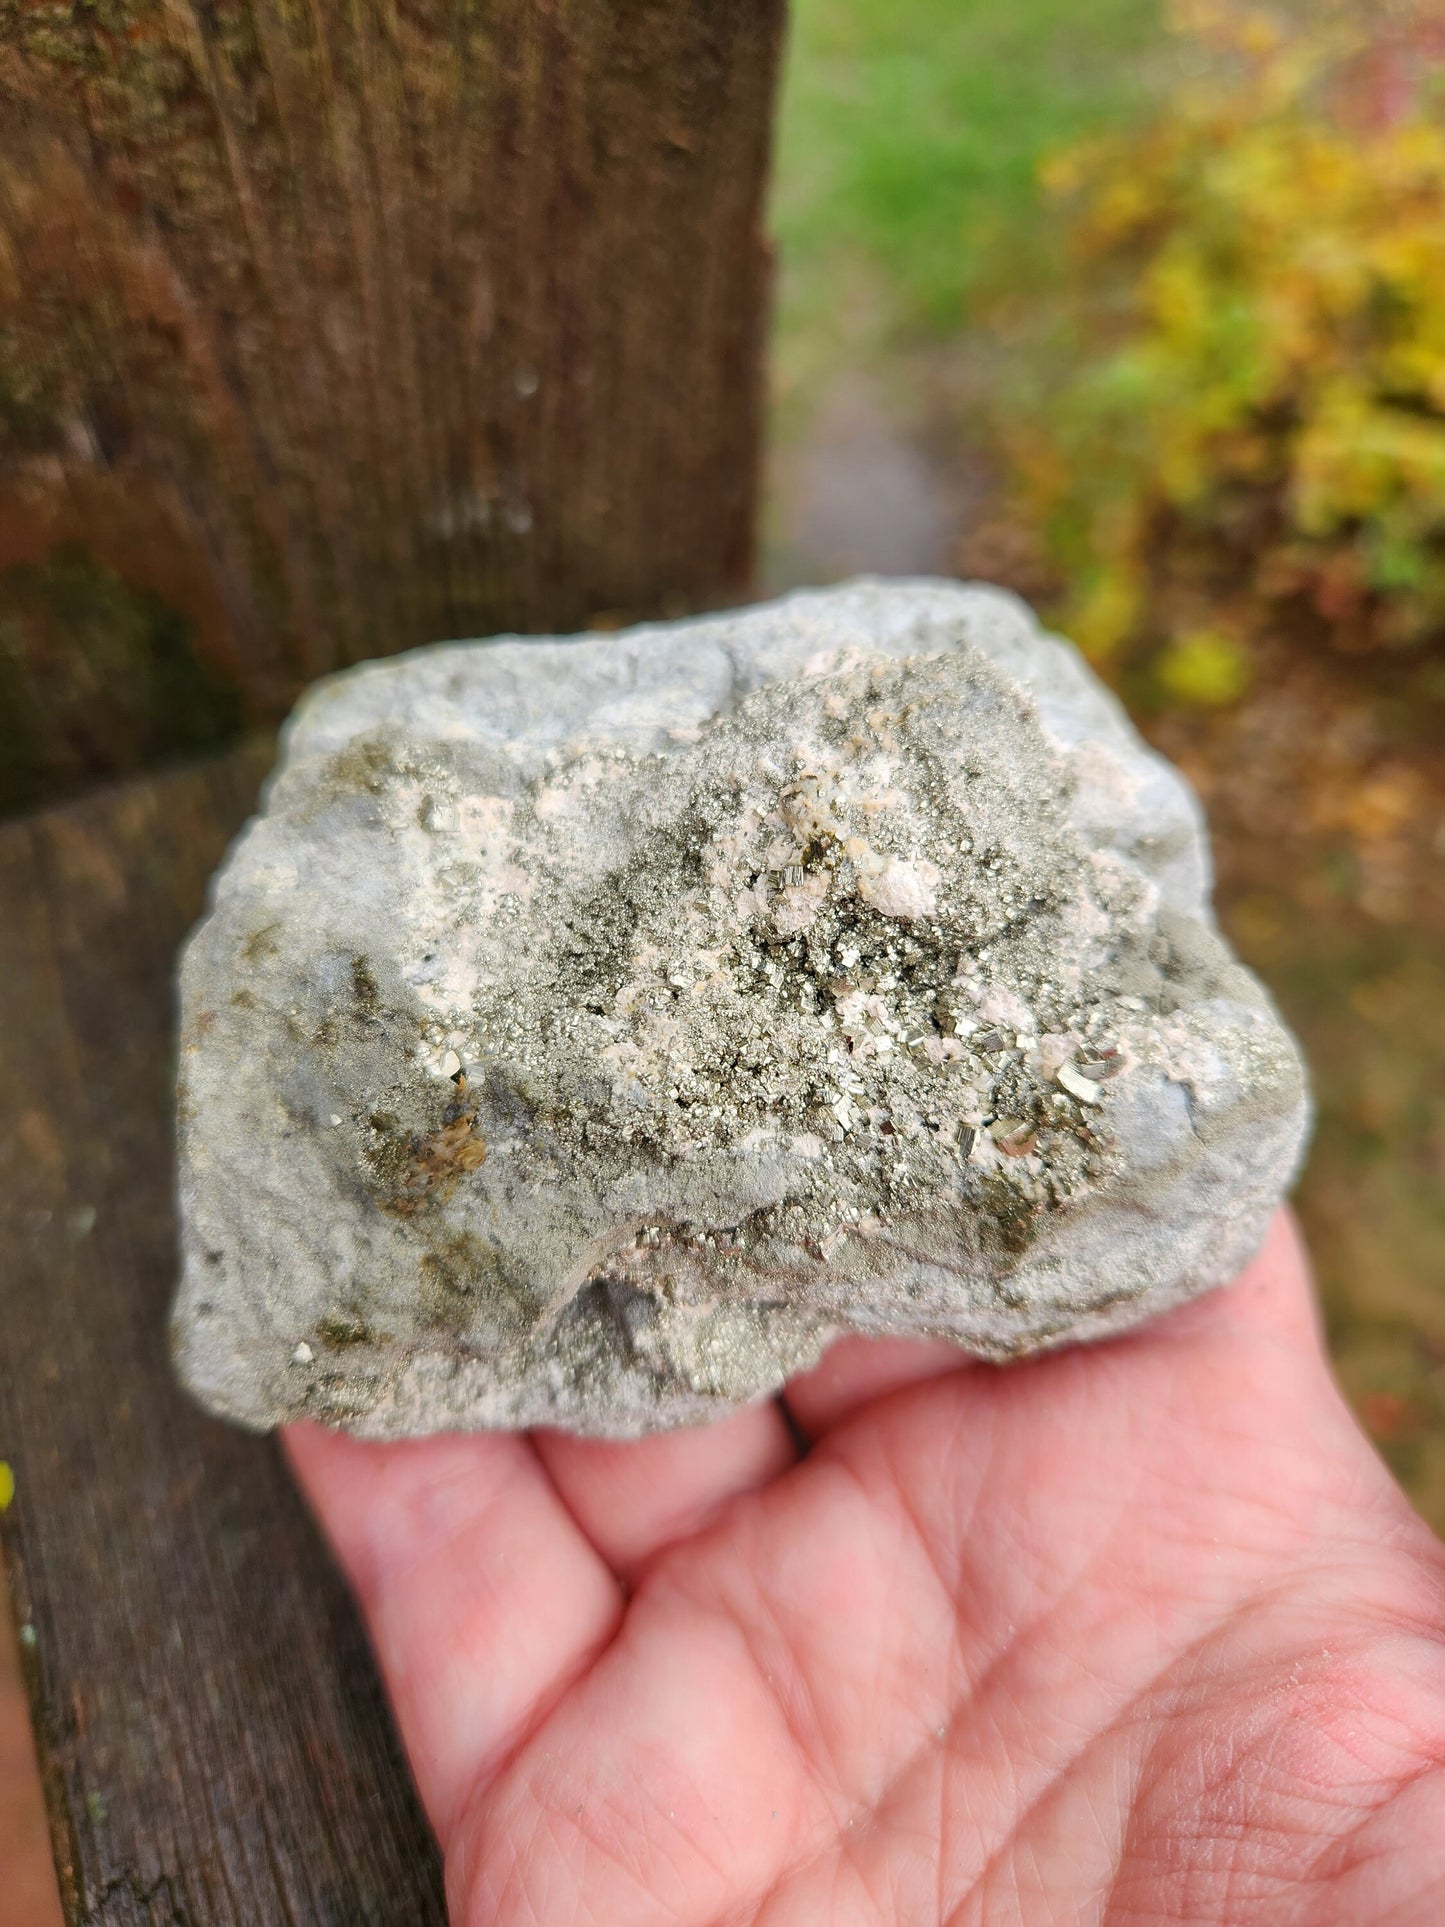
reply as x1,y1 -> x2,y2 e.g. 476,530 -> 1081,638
285,1212 -> 1445,1925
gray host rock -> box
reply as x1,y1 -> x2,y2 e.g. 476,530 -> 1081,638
173,580 -> 1310,1437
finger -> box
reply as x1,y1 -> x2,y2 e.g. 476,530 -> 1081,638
283,1422 -> 622,1844
783,1207 -> 1319,1442
784,1332 -> 974,1441
1143,1206 -> 1326,1359
532,1398 -> 797,1583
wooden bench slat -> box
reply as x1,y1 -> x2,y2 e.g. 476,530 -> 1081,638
0,744 -> 446,1924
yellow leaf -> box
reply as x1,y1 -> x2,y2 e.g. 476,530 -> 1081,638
1157,630 -> 1252,706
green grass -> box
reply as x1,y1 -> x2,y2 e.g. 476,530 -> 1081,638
771,0 -> 1169,396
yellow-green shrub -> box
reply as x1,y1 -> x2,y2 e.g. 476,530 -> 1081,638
1011,1 -> 1445,703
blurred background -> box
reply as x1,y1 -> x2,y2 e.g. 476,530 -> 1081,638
2,1 -> 1441,1917
765,0 -> 1444,1531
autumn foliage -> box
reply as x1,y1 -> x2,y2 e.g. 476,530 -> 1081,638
1010,1 -> 1445,705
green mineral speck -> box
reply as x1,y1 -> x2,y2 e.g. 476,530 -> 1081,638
317,1310 -> 373,1349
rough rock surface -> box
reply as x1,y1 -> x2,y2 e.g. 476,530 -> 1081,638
173,580 -> 1310,1437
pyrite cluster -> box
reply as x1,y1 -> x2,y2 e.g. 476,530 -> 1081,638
173,582 -> 1309,1436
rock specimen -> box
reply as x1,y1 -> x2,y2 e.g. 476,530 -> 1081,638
173,580 -> 1310,1437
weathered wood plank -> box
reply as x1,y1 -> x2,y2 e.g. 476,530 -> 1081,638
0,0 -> 786,813
0,744 -> 447,1924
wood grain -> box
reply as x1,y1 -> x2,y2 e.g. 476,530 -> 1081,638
0,744 -> 447,1924
0,0 -> 785,811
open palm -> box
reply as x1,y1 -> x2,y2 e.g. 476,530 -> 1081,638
286,1213 -> 1445,1925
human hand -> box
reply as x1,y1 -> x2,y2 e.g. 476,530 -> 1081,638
285,1212 -> 1445,1924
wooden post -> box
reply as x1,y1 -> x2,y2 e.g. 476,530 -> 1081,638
0,0 -> 786,811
